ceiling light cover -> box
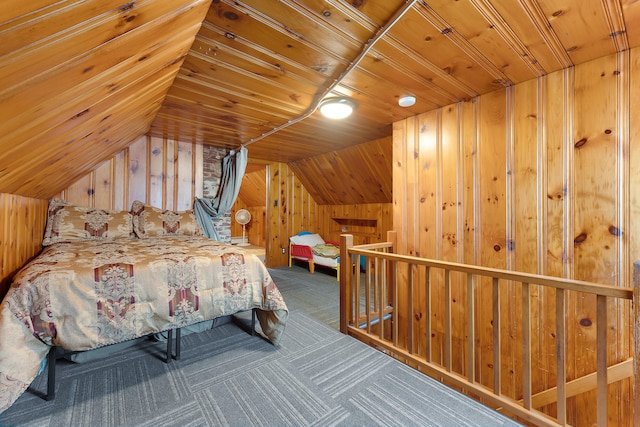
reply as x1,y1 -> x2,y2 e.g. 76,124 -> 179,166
319,97 -> 355,119
399,95 -> 416,107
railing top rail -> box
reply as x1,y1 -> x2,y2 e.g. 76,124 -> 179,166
347,246 -> 632,300
350,242 -> 392,250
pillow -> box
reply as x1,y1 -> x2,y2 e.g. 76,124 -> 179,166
42,198 -> 134,246
289,233 -> 325,247
130,200 -> 204,238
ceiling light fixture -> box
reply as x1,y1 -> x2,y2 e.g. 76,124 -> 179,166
318,97 -> 356,119
399,95 -> 416,107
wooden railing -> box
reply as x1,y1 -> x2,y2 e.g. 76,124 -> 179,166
339,231 -> 639,427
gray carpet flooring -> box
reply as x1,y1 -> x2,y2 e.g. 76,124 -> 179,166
0,265 -> 522,427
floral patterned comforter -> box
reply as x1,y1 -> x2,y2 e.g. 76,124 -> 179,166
0,236 -> 288,413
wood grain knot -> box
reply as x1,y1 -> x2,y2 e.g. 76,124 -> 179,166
608,225 -> 621,236
579,318 -> 592,327
119,2 -> 134,12
574,232 -> 587,244
574,137 -> 587,148
75,109 -> 89,118
493,244 -> 501,252
223,11 -> 239,20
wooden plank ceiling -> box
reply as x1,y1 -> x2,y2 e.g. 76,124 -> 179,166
1,0 -> 639,201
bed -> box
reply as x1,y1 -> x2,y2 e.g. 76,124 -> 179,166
289,232 -> 340,280
0,199 -> 288,413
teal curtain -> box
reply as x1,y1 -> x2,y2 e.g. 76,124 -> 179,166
194,147 -> 248,240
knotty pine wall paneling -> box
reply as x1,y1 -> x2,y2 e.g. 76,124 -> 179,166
441,104 -> 467,377
416,111 -> 437,361
62,135 -> 203,211
265,162 -> 318,267
316,203 -> 392,246
393,50 -> 638,426
258,160 -> 392,268
0,194 -> 48,297
231,166 -> 268,248
231,196 -> 266,248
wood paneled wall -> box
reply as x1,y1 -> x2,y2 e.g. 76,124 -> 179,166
61,135 -> 203,210
231,166 -> 267,248
393,49 -> 639,426
0,194 -> 48,297
262,161 -> 392,267
317,204 -> 392,246
231,198 -> 266,248
265,162 -> 318,267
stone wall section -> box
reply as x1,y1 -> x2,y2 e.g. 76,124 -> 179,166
202,145 -> 231,242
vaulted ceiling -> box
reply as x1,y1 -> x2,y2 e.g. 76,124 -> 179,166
2,0 -> 639,200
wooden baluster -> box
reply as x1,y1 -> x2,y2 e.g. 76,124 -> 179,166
363,255 -> 371,333
381,230 -> 398,345
445,269 -> 452,371
467,272 -> 475,382
522,282 -> 531,410
370,257 -> 378,310
355,253 -> 361,331
378,256 -> 384,341
426,266 -> 432,362
596,294 -> 607,426
493,277 -> 501,395
391,258 -> 397,344
556,288 -> 566,425
408,263 -> 414,354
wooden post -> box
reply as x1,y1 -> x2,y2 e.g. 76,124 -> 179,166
340,234 -> 354,334
387,230 -> 397,253
387,230 -> 397,310
633,261 -> 640,427
387,230 -> 398,344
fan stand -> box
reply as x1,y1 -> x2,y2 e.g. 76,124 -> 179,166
237,224 -> 250,246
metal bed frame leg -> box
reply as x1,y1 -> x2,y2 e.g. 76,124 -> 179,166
166,329 -> 173,362
175,328 -> 181,360
44,328 -> 183,403
46,347 -> 56,400
251,309 -> 256,336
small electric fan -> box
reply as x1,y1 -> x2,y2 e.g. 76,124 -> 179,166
234,209 -> 251,246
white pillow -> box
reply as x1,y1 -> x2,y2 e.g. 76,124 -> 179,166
290,233 -> 325,246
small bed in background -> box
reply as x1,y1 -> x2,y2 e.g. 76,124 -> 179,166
0,199 -> 288,414
289,232 -> 340,280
